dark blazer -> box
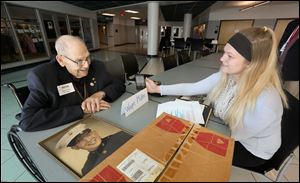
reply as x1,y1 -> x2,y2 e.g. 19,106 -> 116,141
19,59 -> 125,131
279,19 -> 299,81
81,131 -> 132,176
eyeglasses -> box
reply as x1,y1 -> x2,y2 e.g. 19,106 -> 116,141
62,55 -> 91,67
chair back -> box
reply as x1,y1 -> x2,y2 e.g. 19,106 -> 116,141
104,59 -> 125,83
7,83 -> 30,109
185,37 -> 191,48
162,55 -> 177,71
121,54 -> 139,78
178,50 -> 192,65
174,38 -> 185,50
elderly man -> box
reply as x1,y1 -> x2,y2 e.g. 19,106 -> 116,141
56,123 -> 132,176
20,35 -> 125,131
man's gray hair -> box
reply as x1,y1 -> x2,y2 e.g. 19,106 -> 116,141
55,35 -> 85,55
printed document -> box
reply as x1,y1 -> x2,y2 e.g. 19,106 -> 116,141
156,99 -> 205,124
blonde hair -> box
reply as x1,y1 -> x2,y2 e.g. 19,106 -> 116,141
207,27 -> 288,130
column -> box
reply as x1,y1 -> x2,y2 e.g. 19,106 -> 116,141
183,13 -> 192,40
147,1 -> 159,56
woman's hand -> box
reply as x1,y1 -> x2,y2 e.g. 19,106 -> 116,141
145,78 -> 160,93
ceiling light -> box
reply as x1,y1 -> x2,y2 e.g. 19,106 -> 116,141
125,10 -> 139,14
130,17 -> 141,20
240,1 -> 271,12
102,13 -> 115,16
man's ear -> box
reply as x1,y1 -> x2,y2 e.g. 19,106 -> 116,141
56,55 -> 65,67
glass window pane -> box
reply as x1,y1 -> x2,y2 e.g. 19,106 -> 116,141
69,16 -> 82,38
7,4 -> 48,60
1,3 -> 22,64
57,16 -> 68,35
81,18 -> 93,49
41,11 -> 57,39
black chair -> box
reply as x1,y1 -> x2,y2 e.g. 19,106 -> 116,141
240,90 -> 299,181
185,37 -> 191,49
174,38 -> 185,51
6,83 -> 45,181
6,83 -> 30,120
7,125 -> 46,182
178,50 -> 192,65
162,54 -> 177,71
103,59 -> 125,83
159,37 -> 172,57
121,54 -> 152,81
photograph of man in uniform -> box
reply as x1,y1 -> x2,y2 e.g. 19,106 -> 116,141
55,123 -> 132,176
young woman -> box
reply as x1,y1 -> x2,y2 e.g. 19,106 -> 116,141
146,27 -> 288,168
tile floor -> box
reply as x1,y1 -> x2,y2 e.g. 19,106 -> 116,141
1,44 -> 299,182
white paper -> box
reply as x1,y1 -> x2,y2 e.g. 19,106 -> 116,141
121,88 -> 148,117
156,99 -> 205,124
117,149 -> 164,182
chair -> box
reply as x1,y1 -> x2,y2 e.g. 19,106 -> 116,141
103,59 -> 125,83
159,37 -> 172,57
162,54 -> 177,71
6,83 -> 30,120
7,125 -> 46,181
178,50 -> 192,65
240,90 -> 299,182
185,37 -> 191,49
174,38 -> 185,51
121,54 -> 152,81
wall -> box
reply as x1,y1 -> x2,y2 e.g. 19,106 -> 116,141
195,2 -> 299,39
5,1 -> 100,49
112,16 -> 136,46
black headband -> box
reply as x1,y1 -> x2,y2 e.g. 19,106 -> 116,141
228,32 -> 252,61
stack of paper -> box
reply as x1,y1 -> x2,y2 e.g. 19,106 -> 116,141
156,99 -> 205,124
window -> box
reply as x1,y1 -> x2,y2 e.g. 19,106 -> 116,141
1,2 -> 22,64
7,4 -> 47,60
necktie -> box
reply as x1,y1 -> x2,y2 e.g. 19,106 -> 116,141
280,26 -> 299,64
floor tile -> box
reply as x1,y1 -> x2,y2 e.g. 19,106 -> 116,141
14,170 -> 37,182
284,164 -> 299,182
1,149 -> 14,164
1,156 -> 26,182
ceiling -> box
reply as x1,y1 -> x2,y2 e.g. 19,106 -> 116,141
62,1 -> 216,22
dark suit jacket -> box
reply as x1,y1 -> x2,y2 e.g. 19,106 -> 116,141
19,59 -> 125,131
279,19 -> 299,81
81,131 -> 132,176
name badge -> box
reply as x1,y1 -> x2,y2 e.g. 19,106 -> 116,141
57,82 -> 75,96
121,88 -> 148,117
